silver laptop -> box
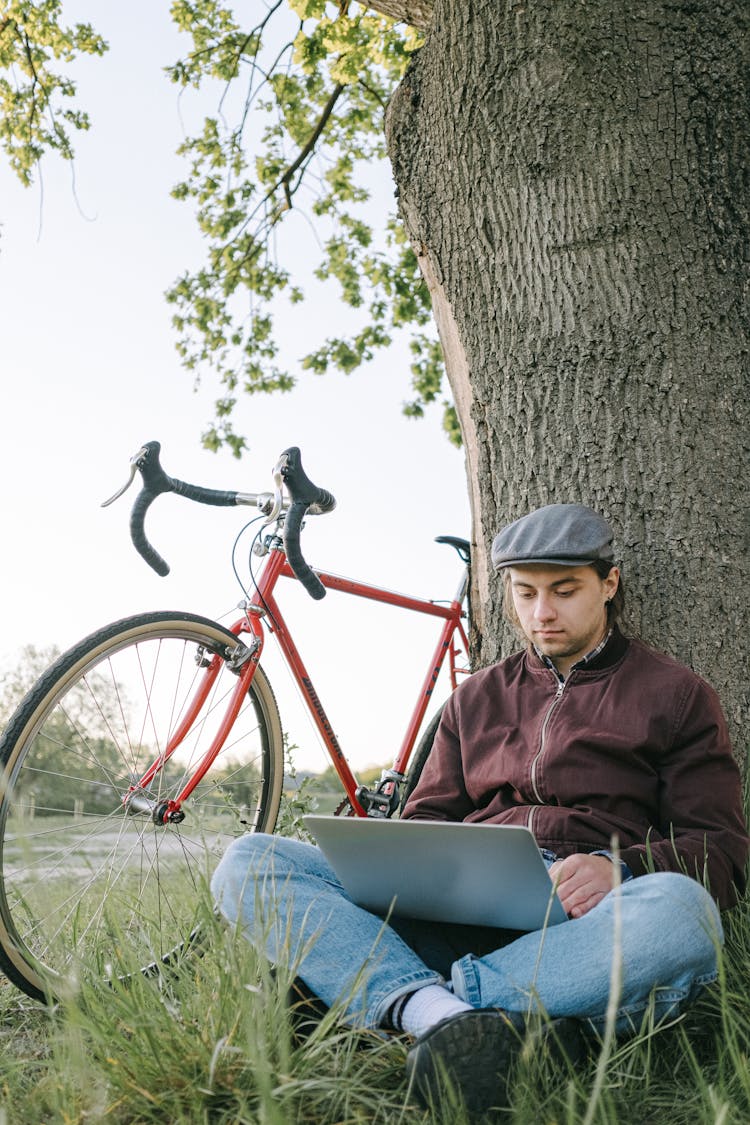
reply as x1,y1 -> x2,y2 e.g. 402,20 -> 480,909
304,816 -> 568,931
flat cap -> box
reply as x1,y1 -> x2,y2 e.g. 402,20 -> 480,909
491,503 -> 614,570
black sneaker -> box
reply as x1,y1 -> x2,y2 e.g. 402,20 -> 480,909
287,976 -> 329,1042
406,1008 -> 585,1118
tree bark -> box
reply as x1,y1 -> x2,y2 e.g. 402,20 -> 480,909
386,0 -> 749,757
365,0 -> 433,31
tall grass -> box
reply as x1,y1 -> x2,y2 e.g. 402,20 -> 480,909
0,873 -> 748,1122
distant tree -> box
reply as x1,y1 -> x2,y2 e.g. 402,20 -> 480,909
0,645 -> 265,817
0,645 -> 135,814
0,644 -> 62,722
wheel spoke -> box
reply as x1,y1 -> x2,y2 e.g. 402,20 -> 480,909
0,613 -> 283,1000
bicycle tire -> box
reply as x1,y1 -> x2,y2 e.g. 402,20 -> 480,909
0,611 -> 284,1002
398,705 -> 445,815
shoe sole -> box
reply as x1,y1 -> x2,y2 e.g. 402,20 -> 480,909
406,1010 -> 520,1115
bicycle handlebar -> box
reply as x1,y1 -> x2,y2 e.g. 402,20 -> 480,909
279,446 -> 336,600
102,441 -> 336,598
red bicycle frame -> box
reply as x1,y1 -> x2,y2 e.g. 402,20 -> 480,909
127,541 -> 470,822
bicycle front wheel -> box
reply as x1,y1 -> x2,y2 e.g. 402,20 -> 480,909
0,611 -> 284,1001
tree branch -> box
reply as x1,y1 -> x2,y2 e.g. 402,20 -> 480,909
278,82 -> 345,204
365,0 -> 433,31
224,82 -> 347,276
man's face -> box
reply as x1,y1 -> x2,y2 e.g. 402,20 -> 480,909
507,564 -> 620,675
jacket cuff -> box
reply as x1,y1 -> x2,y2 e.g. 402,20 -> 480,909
592,849 -> 634,883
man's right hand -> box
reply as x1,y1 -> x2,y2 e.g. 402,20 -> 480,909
548,854 -> 619,918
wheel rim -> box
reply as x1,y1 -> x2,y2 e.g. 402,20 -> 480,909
0,622 -> 277,995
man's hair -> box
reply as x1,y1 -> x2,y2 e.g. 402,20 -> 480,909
502,561 -> 626,634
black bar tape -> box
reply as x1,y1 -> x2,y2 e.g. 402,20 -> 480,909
310,488 -> 336,515
135,441 -> 173,496
128,441 -> 240,575
130,490 -> 170,576
172,479 -> 240,507
284,501 -> 326,600
279,447 -> 335,600
280,447 -> 314,502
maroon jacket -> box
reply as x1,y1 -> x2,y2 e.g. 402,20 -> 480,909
402,629 -> 748,909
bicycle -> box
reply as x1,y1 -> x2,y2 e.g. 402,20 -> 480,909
0,442 -> 470,1002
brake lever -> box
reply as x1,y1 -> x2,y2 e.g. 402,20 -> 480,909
101,445 -> 149,507
263,452 -> 289,527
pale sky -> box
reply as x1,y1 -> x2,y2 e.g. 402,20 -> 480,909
0,2 -> 471,773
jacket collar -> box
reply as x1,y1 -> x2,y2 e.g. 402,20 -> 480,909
527,626 -> 630,678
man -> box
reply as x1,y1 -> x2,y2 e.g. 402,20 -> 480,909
212,503 -> 748,1117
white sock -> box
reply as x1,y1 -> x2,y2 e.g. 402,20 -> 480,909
398,984 -> 472,1038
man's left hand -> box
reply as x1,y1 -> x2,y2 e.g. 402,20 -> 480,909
548,854 -> 619,918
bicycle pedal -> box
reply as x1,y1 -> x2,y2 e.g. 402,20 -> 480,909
355,784 -> 398,818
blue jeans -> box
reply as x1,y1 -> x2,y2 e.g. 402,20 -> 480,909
211,834 -> 723,1036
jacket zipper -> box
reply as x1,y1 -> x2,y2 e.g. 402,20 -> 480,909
527,676 -> 566,832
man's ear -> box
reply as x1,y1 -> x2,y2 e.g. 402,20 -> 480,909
604,566 -> 620,599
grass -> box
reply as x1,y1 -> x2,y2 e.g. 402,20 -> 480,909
0,869 -> 748,1122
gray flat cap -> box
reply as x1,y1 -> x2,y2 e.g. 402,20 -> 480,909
491,503 -> 614,570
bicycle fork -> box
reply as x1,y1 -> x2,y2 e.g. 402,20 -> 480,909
122,637 -> 261,826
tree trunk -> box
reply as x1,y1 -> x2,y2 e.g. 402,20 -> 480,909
386,0 -> 749,758
366,0 -> 432,31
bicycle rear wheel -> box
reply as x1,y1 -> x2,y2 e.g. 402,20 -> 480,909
0,611 -> 283,1002
399,706 -> 444,815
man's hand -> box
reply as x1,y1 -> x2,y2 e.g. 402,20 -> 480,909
548,854 -> 619,919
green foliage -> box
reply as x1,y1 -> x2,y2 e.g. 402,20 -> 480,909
0,643 -> 61,723
275,735 -> 318,840
314,760 -> 384,789
165,1 -> 456,454
0,0 -> 107,185
0,2 -> 458,452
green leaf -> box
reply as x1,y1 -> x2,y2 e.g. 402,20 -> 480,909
1,0 -> 456,452
0,0 -> 107,184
